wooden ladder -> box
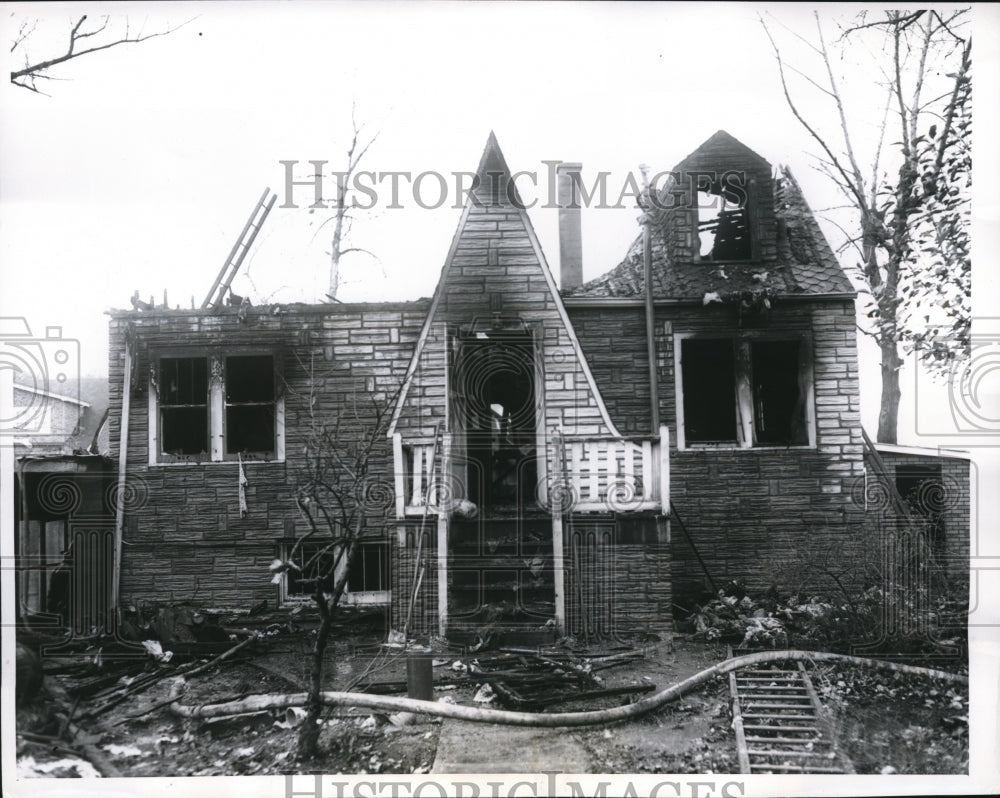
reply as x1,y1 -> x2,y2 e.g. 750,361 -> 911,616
728,650 -> 854,774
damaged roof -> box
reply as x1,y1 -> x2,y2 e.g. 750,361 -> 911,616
566,163 -> 855,301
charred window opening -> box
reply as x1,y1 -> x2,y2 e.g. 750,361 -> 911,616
695,174 -> 752,261
751,341 -> 808,446
347,542 -> 389,593
225,355 -> 276,455
895,465 -> 946,552
679,336 -> 812,449
160,357 -> 209,456
681,339 -> 737,444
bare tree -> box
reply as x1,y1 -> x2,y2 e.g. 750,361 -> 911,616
313,107 -> 380,301
10,13 -> 189,95
269,360 -> 401,760
761,10 -> 971,443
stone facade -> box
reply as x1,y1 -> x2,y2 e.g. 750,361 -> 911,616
107,302 -> 426,609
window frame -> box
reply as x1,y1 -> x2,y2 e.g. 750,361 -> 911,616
277,539 -> 390,607
691,172 -> 759,264
149,348 -> 284,465
673,331 -> 815,451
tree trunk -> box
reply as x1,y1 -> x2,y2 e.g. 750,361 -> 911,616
877,336 -> 902,444
296,533 -> 362,761
297,596 -> 332,760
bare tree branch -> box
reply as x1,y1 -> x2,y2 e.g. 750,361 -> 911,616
10,13 -> 193,93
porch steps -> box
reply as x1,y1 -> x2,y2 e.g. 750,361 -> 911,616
728,652 -> 854,775
448,518 -> 556,639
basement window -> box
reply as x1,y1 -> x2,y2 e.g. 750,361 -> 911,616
152,352 -> 283,464
279,541 -> 389,606
347,542 -> 389,597
695,175 -> 752,261
677,335 -> 813,449
282,541 -> 337,601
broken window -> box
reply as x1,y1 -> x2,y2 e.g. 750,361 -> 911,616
282,541 -> 337,600
160,357 -> 209,456
681,339 -> 737,444
347,542 -> 389,593
155,352 -> 281,463
678,336 -> 811,448
280,541 -> 389,605
225,355 -> 276,455
695,175 -> 752,261
751,341 -> 808,446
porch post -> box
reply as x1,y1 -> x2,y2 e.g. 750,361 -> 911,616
659,425 -> 670,514
438,432 -> 451,637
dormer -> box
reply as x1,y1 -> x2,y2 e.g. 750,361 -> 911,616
660,130 -> 777,266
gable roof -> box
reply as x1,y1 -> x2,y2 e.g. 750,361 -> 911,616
388,132 -> 623,439
566,146 -> 855,301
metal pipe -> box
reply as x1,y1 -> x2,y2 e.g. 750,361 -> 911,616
643,222 -> 660,433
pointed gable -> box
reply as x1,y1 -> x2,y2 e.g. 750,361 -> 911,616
566,131 -> 854,301
389,133 -> 621,440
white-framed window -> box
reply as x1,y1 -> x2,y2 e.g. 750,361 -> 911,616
278,540 -> 389,606
674,333 -> 815,450
150,351 -> 284,464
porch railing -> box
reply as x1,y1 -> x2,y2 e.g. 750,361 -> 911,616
393,426 -> 670,517
554,426 -> 669,513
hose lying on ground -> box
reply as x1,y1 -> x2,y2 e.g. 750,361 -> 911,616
169,649 -> 966,728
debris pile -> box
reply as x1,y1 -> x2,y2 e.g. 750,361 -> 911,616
685,583 -> 857,649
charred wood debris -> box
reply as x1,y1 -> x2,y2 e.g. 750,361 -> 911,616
19,603 -> 655,736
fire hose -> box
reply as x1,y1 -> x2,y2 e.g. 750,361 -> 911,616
169,649 -> 966,728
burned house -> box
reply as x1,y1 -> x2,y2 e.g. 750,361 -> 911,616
104,131 -> 967,640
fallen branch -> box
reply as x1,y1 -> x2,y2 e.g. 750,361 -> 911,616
182,632 -> 261,679
169,649 -> 966,728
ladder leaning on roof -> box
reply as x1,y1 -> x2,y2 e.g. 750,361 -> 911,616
201,187 -> 277,309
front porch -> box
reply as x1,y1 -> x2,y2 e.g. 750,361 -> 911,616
389,427 -> 671,640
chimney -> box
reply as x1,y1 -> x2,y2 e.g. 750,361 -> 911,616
556,162 -> 583,291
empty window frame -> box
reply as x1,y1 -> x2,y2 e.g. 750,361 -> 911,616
347,542 -> 389,594
677,335 -> 812,449
153,352 -> 282,463
225,355 -> 276,455
159,357 -> 209,456
694,173 -> 753,262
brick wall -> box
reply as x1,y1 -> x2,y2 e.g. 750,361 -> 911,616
564,516 -> 672,638
393,201 -> 617,446
107,302 -> 425,609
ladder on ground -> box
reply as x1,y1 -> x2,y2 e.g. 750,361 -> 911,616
201,187 -> 277,309
728,651 -> 854,774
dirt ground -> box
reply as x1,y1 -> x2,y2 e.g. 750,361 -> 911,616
15,630 -> 965,777
17,632 -> 735,777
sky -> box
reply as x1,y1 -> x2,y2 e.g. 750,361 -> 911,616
2,4 -> 1000,794
1,2 -> 997,442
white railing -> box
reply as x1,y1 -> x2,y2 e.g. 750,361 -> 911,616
392,427 -> 670,517
556,426 -> 669,513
